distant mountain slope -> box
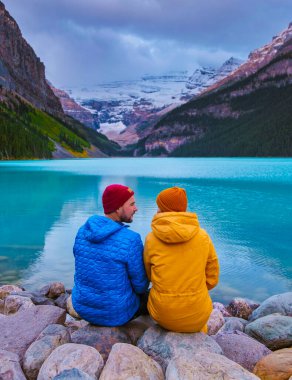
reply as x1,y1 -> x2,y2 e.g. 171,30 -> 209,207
0,1 -> 120,159
137,23 -> 292,157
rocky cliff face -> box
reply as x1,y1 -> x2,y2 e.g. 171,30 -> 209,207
0,1 -> 62,115
50,85 -> 99,129
138,23 -> 292,156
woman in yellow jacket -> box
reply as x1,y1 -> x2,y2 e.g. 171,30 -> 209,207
143,187 -> 219,333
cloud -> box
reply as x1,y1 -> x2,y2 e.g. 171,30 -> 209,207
4,0 -> 292,86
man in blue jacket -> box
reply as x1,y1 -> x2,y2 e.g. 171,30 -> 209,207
72,184 -> 149,326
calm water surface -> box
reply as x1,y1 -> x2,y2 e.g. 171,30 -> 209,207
0,158 -> 291,303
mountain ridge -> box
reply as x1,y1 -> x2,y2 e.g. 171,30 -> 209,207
134,23 -> 292,157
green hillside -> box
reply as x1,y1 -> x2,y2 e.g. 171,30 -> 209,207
0,92 -> 121,159
171,83 -> 292,157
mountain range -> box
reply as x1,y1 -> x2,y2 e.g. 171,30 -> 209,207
0,0 -> 291,159
57,57 -> 243,146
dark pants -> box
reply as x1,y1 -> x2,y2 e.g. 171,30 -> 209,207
131,290 -> 149,320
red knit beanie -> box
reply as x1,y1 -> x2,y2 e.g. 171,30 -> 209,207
156,186 -> 187,212
102,184 -> 134,214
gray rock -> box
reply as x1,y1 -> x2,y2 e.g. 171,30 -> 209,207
166,351 -> 260,379
10,291 -> 35,299
137,325 -> 222,372
245,314 -> 292,350
217,317 -> 248,334
55,293 -> 70,310
214,331 -> 271,371
23,324 -> 71,380
0,305 -> 66,361
31,293 -> 56,306
52,369 -> 95,380
37,343 -> 104,380
4,294 -> 35,315
71,325 -> 131,361
99,343 -> 164,380
0,349 -> 27,380
249,292 -> 292,321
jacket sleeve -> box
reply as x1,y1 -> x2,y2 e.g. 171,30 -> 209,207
143,235 -> 151,281
127,235 -> 149,294
206,236 -> 220,290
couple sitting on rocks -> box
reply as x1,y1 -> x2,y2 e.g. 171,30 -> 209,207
72,184 -> 219,333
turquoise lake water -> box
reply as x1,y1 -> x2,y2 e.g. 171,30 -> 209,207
0,158 -> 291,303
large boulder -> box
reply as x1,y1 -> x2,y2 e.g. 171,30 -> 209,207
166,351 -> 260,379
37,343 -> 104,380
23,324 -> 71,380
249,292 -> 292,321
253,347 -> 292,380
137,325 -> 222,371
52,369 -> 95,379
245,314 -> 292,350
71,325 -> 131,361
214,331 -> 271,371
0,349 -> 26,380
99,343 -> 164,380
0,305 -> 66,361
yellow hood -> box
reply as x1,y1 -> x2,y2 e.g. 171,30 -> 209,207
151,212 -> 200,244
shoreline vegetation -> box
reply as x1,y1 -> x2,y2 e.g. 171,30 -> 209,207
0,283 -> 291,379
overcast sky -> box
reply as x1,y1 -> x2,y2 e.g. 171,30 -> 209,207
4,0 -> 292,87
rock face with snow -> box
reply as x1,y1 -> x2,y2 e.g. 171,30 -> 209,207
186,57 -> 243,91
56,60 -> 241,144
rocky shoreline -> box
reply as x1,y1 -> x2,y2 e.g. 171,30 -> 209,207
0,283 -> 291,379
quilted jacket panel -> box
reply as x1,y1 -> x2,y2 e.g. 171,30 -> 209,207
72,215 -> 149,326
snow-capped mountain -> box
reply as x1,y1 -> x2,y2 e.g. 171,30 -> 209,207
59,57 -> 242,145
186,57 -> 243,90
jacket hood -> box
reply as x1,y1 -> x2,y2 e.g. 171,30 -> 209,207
83,215 -> 126,243
151,212 -> 200,244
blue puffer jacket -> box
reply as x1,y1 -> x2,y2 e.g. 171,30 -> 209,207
72,215 -> 149,326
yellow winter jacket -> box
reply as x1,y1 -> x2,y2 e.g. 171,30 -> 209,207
144,212 -> 219,333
